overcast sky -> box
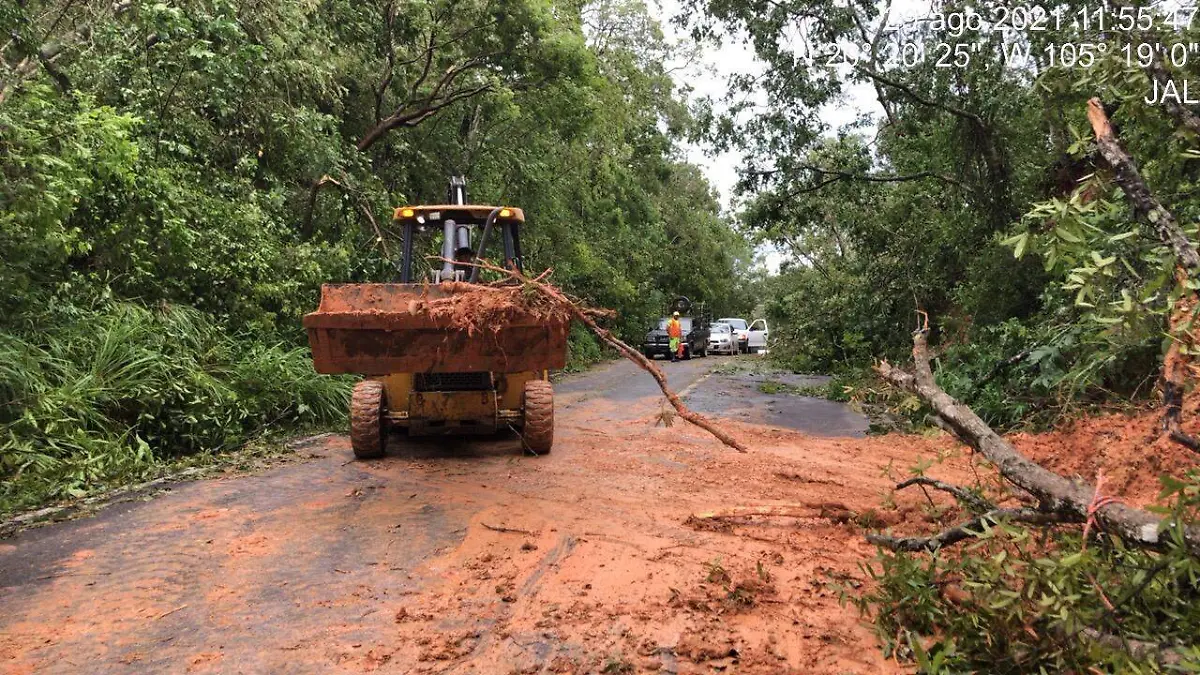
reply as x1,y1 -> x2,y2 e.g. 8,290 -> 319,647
651,0 -> 934,270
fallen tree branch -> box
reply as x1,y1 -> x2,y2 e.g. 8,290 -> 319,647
877,326 -> 1200,555
895,476 -> 995,512
867,508 -> 1067,552
445,259 -> 749,452
0,467 -> 208,538
974,349 -> 1030,389
1077,628 -> 1187,668
1087,97 -> 1200,271
1088,98 -> 1200,453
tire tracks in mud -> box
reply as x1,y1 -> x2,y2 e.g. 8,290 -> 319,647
2,359 -> 933,673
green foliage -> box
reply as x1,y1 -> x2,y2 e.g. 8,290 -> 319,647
686,0 -> 1200,428
678,1 -> 1200,670
0,0 -> 746,513
0,303 -> 349,514
853,473 -> 1200,673
564,323 -> 610,373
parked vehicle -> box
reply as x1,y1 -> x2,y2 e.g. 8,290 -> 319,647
643,316 -> 709,360
747,319 -> 769,353
716,317 -> 750,354
707,323 -> 737,355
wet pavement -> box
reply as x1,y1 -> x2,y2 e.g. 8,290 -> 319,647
558,356 -> 869,437
0,355 -> 874,674
684,371 -> 870,438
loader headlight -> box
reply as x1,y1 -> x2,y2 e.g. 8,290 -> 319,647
499,208 -> 512,218
401,208 -> 415,218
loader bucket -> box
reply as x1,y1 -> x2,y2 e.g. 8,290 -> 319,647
303,284 -> 570,375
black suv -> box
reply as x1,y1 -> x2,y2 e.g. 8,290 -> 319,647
642,316 -> 710,360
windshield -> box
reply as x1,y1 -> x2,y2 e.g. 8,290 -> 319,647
718,318 -> 748,330
656,317 -> 693,331
710,323 -> 731,333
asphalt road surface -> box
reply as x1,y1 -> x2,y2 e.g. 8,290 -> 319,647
0,356 -> 901,674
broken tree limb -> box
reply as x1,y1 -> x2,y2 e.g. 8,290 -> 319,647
867,508 -> 1067,552
1088,99 -> 1200,452
974,349 -> 1030,389
876,327 -> 1200,556
447,259 -> 748,452
1087,97 -> 1200,272
895,477 -> 995,512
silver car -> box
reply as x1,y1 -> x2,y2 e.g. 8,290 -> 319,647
716,317 -> 750,354
708,323 -> 737,355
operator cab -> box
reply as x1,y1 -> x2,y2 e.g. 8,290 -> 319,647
392,177 -> 526,283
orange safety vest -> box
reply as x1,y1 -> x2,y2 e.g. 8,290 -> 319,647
667,319 -> 682,338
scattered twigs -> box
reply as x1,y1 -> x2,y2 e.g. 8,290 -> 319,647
895,477 -> 995,512
867,508 -> 1068,553
447,258 -> 749,452
155,604 -> 188,620
690,502 -> 855,522
876,324 -> 1200,556
482,523 -> 537,535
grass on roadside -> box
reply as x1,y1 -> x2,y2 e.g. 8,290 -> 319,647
1,302 -> 351,517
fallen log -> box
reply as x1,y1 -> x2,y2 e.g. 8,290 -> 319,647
876,325 -> 1200,556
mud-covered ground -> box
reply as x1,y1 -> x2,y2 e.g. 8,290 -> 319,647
0,356 -> 973,674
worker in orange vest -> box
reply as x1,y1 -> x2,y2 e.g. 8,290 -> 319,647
667,311 -> 684,362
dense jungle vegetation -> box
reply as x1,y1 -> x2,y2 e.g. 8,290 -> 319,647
682,0 -> 1200,669
8,0 -> 1200,668
0,0 -> 751,512
691,0 -> 1200,430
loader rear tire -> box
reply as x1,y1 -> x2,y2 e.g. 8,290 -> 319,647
350,380 -> 387,459
521,380 -> 554,455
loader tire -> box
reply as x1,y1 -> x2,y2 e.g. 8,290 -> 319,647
350,380 -> 387,460
522,380 -> 554,455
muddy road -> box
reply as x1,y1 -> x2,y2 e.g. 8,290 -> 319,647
0,357 -> 969,674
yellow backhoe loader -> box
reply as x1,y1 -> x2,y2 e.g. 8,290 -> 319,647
303,177 -> 568,458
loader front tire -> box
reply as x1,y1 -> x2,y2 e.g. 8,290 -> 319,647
350,380 -> 387,459
521,380 -> 554,455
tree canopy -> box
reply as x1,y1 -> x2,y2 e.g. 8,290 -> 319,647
0,0 -> 749,509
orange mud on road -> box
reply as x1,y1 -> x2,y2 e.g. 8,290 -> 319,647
2,359 -> 973,673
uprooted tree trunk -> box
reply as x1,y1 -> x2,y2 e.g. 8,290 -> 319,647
1087,97 -> 1200,452
452,259 -> 749,453
875,324 -> 1200,557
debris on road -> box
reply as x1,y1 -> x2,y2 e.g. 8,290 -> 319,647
460,258 -> 749,452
